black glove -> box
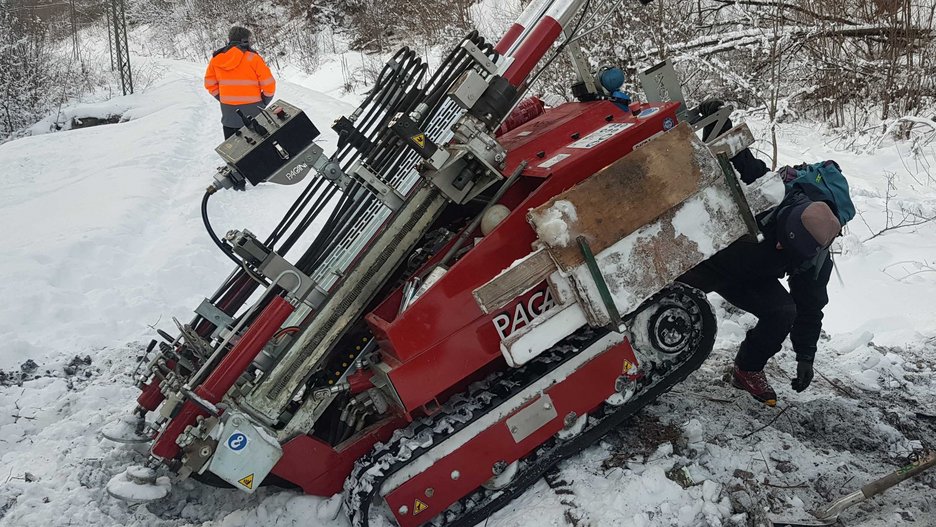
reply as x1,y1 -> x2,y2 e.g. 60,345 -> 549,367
791,360 -> 814,392
699,99 -> 724,117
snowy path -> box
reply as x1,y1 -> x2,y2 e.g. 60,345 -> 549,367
1,56 -> 935,527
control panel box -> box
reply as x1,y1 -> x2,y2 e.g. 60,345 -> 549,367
215,100 -> 321,185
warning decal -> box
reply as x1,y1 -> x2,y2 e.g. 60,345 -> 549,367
411,134 -> 427,148
413,498 -> 429,515
238,473 -> 255,489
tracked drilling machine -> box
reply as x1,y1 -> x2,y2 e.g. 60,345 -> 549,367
102,0 -> 783,524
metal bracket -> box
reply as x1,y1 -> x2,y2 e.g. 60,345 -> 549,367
707,123 -> 755,158
449,70 -> 491,111
195,299 -> 234,339
638,59 -> 687,120
349,160 -> 405,211
576,236 -> 623,330
563,37 -> 597,96
460,40 -> 498,75
691,106 -> 732,143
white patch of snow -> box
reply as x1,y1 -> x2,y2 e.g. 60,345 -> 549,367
530,199 -> 578,248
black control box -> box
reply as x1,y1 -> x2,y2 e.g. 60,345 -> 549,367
215,101 -> 320,185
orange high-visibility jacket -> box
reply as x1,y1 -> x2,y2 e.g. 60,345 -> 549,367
204,46 -> 276,119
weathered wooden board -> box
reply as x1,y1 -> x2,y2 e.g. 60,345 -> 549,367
527,122 -> 722,272
473,249 -> 555,314
565,183 -> 746,327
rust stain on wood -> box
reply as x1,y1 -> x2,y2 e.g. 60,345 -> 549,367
529,123 -> 715,271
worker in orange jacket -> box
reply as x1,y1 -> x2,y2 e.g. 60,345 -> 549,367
204,26 -> 276,139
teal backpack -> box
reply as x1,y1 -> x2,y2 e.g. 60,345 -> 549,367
779,160 -> 855,226
763,160 -> 854,277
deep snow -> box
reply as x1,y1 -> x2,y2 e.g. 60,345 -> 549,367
1,45 -> 936,527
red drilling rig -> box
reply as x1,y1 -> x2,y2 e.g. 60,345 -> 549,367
102,0 -> 781,525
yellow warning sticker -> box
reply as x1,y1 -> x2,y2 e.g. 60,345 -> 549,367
238,473 -> 255,489
411,134 -> 427,148
413,498 -> 429,515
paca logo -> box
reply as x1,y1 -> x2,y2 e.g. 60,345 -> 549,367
286,163 -> 309,181
227,431 -> 249,452
492,287 -> 556,340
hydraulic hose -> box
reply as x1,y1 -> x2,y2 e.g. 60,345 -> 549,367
201,189 -> 267,286
202,189 -> 239,265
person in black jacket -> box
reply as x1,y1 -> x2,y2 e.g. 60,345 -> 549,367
679,101 -> 841,406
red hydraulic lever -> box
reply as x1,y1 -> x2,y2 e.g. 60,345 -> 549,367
151,295 -> 296,459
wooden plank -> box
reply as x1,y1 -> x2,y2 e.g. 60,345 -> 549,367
472,249 -> 555,314
527,122 -> 721,272
567,181 -> 748,327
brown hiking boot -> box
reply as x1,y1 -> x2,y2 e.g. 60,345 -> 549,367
731,366 -> 777,407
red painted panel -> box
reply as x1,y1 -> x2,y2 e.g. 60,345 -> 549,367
384,338 -> 639,526
270,416 -> 406,496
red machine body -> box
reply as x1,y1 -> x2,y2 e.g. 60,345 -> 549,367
372,101 -> 678,412
262,100 -> 679,498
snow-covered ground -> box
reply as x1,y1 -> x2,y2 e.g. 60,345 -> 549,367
1,47 -> 935,527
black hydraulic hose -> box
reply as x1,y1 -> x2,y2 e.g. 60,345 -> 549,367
299,35 -> 490,271
294,183 -> 362,271
278,184 -> 342,256
202,189 -> 240,266
193,34 -> 498,333
299,187 -> 377,275
335,48 -> 416,163
202,189 -> 268,286
269,49 -> 421,260
297,185 -> 375,274
270,177 -> 331,250
266,176 -> 328,246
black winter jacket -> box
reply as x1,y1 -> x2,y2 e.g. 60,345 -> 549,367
713,136 -> 832,363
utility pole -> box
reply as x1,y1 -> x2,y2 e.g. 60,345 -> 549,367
104,0 -> 115,71
109,0 -> 133,94
69,0 -> 79,60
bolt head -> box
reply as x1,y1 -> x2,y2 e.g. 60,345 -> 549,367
425,487 -> 434,497
451,470 -> 460,480
398,505 -> 409,515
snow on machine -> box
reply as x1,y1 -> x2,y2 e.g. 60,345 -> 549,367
102,0 -> 783,524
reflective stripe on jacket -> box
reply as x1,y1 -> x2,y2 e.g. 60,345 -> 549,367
204,46 -> 276,106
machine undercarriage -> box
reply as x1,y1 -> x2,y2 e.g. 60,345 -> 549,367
101,0 -> 785,524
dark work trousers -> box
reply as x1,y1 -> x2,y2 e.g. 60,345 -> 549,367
223,126 -> 239,139
678,244 -> 797,372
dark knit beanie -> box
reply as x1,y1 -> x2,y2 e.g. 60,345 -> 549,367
228,26 -> 251,44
